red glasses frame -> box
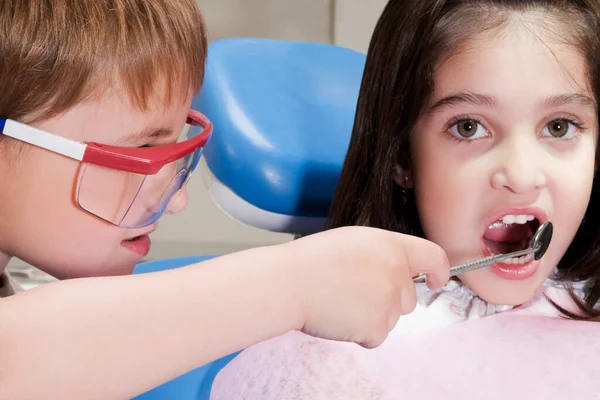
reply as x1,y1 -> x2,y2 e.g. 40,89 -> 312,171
82,110 -> 212,175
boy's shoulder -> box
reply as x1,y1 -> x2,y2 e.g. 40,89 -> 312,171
0,270 -> 22,298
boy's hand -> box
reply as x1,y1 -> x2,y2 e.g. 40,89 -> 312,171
282,226 -> 450,349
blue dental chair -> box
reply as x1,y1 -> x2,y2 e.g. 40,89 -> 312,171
132,38 -> 366,400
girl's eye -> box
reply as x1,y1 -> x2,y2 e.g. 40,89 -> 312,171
542,118 -> 578,139
448,119 -> 488,140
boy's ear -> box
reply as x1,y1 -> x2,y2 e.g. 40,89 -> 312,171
393,165 -> 413,189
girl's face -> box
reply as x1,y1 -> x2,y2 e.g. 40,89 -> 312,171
0,88 -> 192,279
410,26 -> 598,305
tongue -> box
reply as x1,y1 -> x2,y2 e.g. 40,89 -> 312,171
483,221 -> 534,243
483,221 -> 535,255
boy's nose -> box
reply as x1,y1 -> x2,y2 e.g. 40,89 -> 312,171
165,187 -> 189,215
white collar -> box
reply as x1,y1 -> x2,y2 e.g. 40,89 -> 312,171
415,275 -> 592,320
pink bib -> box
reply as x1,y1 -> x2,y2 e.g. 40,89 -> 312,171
212,285 -> 599,399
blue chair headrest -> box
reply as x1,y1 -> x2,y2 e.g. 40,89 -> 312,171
194,38 -> 366,234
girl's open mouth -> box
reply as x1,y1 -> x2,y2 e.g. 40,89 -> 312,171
481,213 -> 542,280
483,214 -> 540,264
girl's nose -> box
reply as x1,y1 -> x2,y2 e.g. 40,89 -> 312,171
490,135 -> 547,195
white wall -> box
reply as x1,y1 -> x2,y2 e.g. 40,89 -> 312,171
199,0 -> 333,44
333,0 -> 387,53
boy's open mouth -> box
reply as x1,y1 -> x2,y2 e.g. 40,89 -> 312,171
483,214 -> 540,265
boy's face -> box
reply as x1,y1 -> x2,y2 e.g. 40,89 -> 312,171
0,88 -> 192,278
411,26 -> 598,305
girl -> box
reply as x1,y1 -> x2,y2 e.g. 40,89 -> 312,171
0,1 -> 451,398
211,0 -> 600,398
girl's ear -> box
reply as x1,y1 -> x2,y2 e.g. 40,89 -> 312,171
393,165 -> 413,189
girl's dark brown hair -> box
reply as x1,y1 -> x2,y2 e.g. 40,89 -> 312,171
326,0 -> 600,320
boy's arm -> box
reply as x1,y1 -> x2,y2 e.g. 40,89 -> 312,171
0,226 -> 450,400
0,246 -> 302,400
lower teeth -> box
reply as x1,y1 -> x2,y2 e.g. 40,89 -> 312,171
501,254 -> 532,265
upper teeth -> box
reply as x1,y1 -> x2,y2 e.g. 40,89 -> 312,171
501,214 -> 535,224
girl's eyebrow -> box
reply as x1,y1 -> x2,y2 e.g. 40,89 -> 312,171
428,92 -> 596,114
428,92 -> 496,114
543,93 -> 596,110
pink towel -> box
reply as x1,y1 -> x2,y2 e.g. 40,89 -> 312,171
211,313 -> 599,399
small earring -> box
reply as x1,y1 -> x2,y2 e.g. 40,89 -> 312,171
401,176 -> 409,204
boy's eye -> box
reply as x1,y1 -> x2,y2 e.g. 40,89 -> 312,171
543,118 -> 577,139
448,119 -> 488,139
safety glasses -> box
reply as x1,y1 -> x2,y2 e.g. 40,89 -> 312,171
0,110 -> 212,228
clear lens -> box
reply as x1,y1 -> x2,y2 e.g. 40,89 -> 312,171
76,163 -> 147,226
76,119 -> 205,228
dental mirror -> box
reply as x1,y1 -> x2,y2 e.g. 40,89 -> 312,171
413,221 -> 553,284
531,220 -> 553,260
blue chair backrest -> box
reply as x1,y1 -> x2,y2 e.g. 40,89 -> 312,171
195,38 -> 366,234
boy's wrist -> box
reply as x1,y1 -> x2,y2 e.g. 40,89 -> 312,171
262,243 -> 308,333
